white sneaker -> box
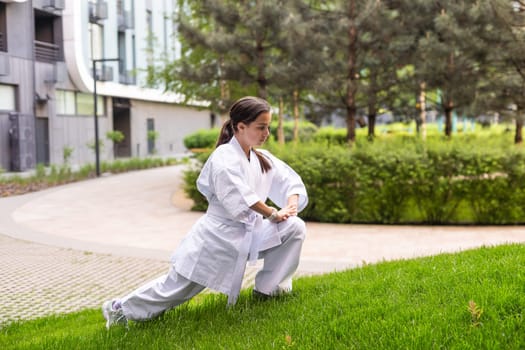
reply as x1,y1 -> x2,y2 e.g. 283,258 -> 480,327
102,300 -> 127,329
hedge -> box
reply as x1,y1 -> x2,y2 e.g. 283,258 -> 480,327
183,121 -> 319,150
183,135 -> 525,224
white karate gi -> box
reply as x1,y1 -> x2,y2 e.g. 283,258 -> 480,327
120,136 -> 308,321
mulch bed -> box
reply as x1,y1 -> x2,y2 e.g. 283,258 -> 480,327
0,180 -> 81,197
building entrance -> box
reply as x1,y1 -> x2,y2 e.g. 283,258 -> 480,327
112,98 -> 131,158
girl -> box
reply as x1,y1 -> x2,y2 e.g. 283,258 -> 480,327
103,96 -> 308,328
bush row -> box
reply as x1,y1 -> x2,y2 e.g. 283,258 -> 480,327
183,121 -> 319,149
0,157 -> 184,197
184,138 -> 525,224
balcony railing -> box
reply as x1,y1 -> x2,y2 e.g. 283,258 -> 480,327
34,40 -> 62,63
118,10 -> 134,30
119,70 -> 136,85
0,32 -> 5,52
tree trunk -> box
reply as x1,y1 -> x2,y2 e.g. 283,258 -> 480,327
444,108 -> 453,137
419,82 -> 427,140
443,99 -> 454,137
444,53 -> 454,138
255,0 -> 268,100
367,100 -> 376,140
346,0 -> 358,144
515,119 -> 523,144
256,36 -> 266,99
277,97 -> 285,145
367,72 -> 377,140
367,114 -> 376,140
293,90 -> 300,142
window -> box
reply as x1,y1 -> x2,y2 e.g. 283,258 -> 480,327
88,23 -> 104,61
56,90 -> 103,116
55,90 -> 75,115
0,84 -> 15,110
146,9 -> 153,65
146,10 -> 153,50
118,31 -> 126,75
77,92 -> 104,116
117,0 -> 123,15
131,34 -> 136,73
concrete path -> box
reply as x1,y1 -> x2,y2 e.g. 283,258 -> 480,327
2,164 -> 525,324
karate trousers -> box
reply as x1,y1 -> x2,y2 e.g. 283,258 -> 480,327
120,216 -> 306,321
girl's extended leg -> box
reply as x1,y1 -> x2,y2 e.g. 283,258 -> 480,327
119,268 -> 205,321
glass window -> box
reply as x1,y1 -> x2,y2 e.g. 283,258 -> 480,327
55,89 -> 75,114
0,84 -> 15,110
88,23 -> 104,61
77,92 -> 104,116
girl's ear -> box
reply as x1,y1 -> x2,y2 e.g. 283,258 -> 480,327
237,122 -> 246,133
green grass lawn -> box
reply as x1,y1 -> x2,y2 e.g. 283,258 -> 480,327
1,244 -> 524,349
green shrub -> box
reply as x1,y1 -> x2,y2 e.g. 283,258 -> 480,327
35,163 -> 46,178
183,121 -> 319,151
183,134 -> 525,224
106,130 -> 125,143
313,127 -> 347,145
183,129 -> 220,149
270,120 -> 318,142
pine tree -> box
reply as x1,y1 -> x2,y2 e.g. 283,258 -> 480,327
303,0 -> 404,143
481,0 -> 525,143
409,1 -> 494,137
159,1 -> 298,113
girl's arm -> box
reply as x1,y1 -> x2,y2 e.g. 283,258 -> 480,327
250,197 -> 298,223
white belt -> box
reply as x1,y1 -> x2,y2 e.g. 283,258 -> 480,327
227,213 -> 263,305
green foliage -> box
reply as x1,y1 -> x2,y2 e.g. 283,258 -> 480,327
86,140 -> 104,152
62,146 -> 74,165
147,131 -> 159,141
183,131 -> 525,224
35,164 -> 46,178
270,120 -> 318,143
313,127 -> 347,145
182,151 -> 211,211
0,158 -> 185,197
105,131 -> 125,144
182,122 -> 319,150
183,128 -> 220,149
1,244 -> 525,349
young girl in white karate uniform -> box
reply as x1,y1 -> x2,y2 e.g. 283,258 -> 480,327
102,96 -> 308,328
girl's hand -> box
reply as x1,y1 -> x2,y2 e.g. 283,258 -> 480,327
274,203 -> 298,222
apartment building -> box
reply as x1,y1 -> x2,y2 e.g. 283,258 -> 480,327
0,0 -> 211,172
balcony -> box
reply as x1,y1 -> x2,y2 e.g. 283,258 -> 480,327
42,0 -> 65,11
119,70 -> 136,85
89,0 -> 108,23
118,10 -> 134,31
34,40 -> 62,63
96,64 -> 113,81
0,31 -> 5,52
0,52 -> 9,75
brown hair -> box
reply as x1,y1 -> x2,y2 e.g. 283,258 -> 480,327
215,96 -> 272,173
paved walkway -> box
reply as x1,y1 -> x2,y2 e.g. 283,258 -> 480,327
2,164 -> 525,325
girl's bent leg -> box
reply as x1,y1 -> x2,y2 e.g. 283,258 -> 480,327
120,268 -> 205,321
254,216 -> 306,296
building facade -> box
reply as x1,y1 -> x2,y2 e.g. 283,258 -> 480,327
0,0 -> 212,172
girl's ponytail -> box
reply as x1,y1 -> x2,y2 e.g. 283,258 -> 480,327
215,119 -> 234,148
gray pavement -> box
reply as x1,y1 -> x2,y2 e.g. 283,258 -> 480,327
2,164 -> 525,325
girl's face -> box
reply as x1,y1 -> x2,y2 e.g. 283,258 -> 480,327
236,112 -> 271,152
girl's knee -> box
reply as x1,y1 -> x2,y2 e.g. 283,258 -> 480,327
286,216 -> 306,240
